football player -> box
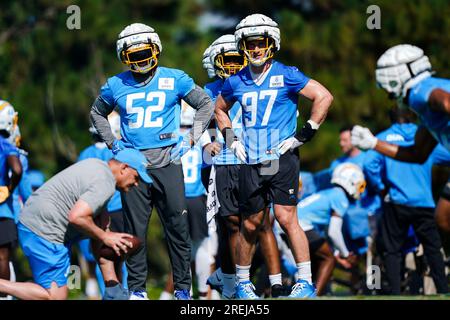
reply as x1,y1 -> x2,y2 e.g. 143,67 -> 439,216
363,106 -> 449,294
0,101 -> 23,298
215,14 -> 333,298
90,23 -> 214,300
351,44 -> 450,233
204,34 -> 284,299
293,163 -> 365,295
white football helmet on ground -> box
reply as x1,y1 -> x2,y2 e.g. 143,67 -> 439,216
376,44 -> 432,99
235,14 -> 280,66
116,23 -> 162,74
331,163 -> 366,200
0,100 -> 18,138
209,34 -> 246,79
202,46 -> 216,79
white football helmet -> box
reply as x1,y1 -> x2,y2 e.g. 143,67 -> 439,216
209,34 -> 246,79
116,23 -> 162,74
202,46 -> 216,79
376,44 -> 432,99
235,14 -> 280,67
331,163 -> 366,200
0,100 -> 18,138
108,111 -> 121,139
180,101 -> 195,127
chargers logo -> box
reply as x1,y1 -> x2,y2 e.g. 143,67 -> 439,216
269,75 -> 284,88
386,134 -> 404,142
158,78 -> 174,90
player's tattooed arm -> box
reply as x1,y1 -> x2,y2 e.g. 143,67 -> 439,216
299,79 -> 334,126
428,88 -> 450,115
90,96 -> 116,147
375,126 -> 437,163
183,85 -> 215,144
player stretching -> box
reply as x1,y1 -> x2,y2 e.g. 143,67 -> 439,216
215,14 -> 333,299
351,44 -> 450,234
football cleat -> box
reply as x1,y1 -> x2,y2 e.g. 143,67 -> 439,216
271,284 -> 289,298
174,289 -> 192,300
235,281 -> 259,300
129,290 -> 149,300
288,280 -> 317,298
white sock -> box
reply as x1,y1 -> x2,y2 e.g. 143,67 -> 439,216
222,273 -> 236,297
269,273 -> 282,287
296,262 -> 312,284
235,264 -> 251,283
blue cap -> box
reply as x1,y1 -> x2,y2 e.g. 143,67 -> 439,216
114,148 -> 152,184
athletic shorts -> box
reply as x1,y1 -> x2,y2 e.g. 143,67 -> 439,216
0,217 -> 17,246
186,195 -> 208,242
239,151 -> 300,216
215,165 -> 241,217
441,177 -> 450,201
18,223 -> 71,289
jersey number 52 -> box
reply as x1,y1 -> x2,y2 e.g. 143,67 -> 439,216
126,92 -> 166,129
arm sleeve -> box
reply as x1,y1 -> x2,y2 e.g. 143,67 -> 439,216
328,215 -> 350,257
90,96 -> 116,147
285,66 -> 311,94
183,85 -> 215,144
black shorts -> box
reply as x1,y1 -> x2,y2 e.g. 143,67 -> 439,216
441,177 -> 450,201
186,195 -> 208,242
0,218 -> 17,246
216,165 -> 241,217
305,229 -> 326,253
239,151 -> 300,216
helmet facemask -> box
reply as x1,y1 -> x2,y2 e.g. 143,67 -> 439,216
241,36 -> 274,67
121,42 -> 160,74
214,50 -> 246,79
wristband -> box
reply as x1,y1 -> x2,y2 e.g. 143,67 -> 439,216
221,127 -> 237,149
294,120 -> 318,143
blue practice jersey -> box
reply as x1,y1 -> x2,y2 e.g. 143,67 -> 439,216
12,150 -> 33,222
0,137 -> 19,219
297,187 -> 350,228
204,79 -> 243,165
182,145 -> 206,198
100,67 -> 195,149
221,60 -> 310,164
408,76 -> 450,151
299,171 -> 317,200
364,123 -> 450,207
78,143 -> 122,212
